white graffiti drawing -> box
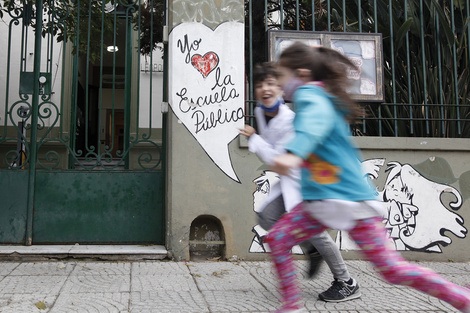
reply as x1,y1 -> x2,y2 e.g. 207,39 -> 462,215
168,22 -> 245,182
249,171 -> 303,254
338,159 -> 467,252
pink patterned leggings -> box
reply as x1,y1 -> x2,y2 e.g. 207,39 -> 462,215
265,204 -> 470,311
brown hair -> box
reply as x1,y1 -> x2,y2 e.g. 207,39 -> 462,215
278,41 -> 362,121
253,62 -> 279,85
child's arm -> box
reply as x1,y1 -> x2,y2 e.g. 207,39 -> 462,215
248,133 -> 289,165
240,125 -> 256,137
272,152 -> 303,176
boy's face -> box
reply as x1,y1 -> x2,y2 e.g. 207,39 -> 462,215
254,75 -> 282,107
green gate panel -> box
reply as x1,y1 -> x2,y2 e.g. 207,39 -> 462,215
33,171 -> 164,244
0,170 -> 28,243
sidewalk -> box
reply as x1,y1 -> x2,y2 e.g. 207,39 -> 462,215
0,256 -> 468,312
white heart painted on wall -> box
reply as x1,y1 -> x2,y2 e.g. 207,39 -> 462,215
169,22 -> 244,182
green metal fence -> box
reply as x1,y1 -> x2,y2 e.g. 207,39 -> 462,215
245,0 -> 470,138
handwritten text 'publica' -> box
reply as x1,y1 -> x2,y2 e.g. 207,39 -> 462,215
175,67 -> 243,134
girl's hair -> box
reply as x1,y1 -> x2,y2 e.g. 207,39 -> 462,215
278,41 -> 362,121
253,62 -> 279,85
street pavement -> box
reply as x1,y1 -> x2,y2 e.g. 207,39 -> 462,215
0,258 -> 468,312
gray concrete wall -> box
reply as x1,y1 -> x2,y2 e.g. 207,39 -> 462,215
167,126 -> 470,262
165,0 -> 253,261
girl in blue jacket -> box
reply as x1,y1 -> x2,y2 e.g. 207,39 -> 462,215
265,42 -> 470,313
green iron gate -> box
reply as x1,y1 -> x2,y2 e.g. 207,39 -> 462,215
0,0 -> 166,244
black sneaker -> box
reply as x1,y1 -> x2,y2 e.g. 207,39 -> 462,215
307,251 -> 323,278
318,278 -> 361,302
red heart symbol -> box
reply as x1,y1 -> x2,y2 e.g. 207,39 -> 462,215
191,52 -> 219,78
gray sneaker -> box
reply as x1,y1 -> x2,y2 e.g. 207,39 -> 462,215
318,278 -> 361,302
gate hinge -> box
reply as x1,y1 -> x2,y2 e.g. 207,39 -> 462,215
161,102 -> 169,113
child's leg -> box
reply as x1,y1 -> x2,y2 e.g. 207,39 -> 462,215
308,231 -> 351,281
265,204 -> 327,310
350,217 -> 470,312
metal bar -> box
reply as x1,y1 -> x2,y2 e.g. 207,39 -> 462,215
419,0 -> 429,134
124,16 -> 132,169
404,0 -> 413,134
21,15 -> 27,72
378,103 -> 382,137
312,0 -> 315,31
145,0 -> 152,137
85,0 -> 92,154
133,1 -> 142,144
25,0 -> 44,245
249,0 -> 254,112
110,2 -> 119,151
450,0 -> 461,134
3,17 -> 16,140
467,0 -> 470,76
69,1 -> 80,168
161,0 -> 169,238
374,0 -> 378,33
388,0 -> 397,136
296,0 -> 299,30
52,7 -> 67,145
265,0 -> 268,32
98,1 -> 105,160
280,0 -> 284,30
327,0 -> 331,32
358,0 -> 362,32
435,11 -> 444,135
342,0 -> 346,31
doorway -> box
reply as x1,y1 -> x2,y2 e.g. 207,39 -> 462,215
107,109 -> 125,157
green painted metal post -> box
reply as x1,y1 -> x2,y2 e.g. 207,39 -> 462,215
124,19 -> 132,169
25,0 -> 43,245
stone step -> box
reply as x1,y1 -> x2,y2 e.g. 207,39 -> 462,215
0,245 -> 168,261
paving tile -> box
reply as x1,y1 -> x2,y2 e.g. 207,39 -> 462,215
70,263 -> 131,276
414,261 -> 470,274
49,292 -> 130,313
130,290 -> 209,313
0,294 -> 57,313
239,261 -> 280,291
186,261 -> 267,291
9,262 -> 75,276
0,276 -> 67,294
0,263 -> 19,276
187,261 -> 249,275
61,275 -> 130,293
131,275 -> 198,291
420,293 -> 461,313
202,290 -> 278,312
131,262 -> 189,276
192,272 -> 267,291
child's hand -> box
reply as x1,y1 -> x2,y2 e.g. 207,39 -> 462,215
272,153 -> 303,175
240,125 -> 256,137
